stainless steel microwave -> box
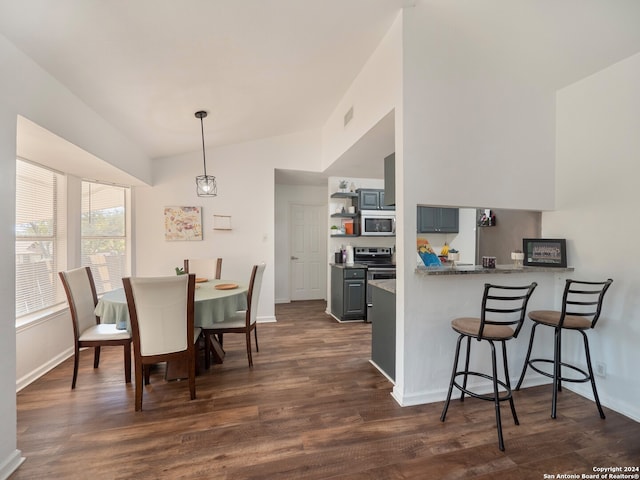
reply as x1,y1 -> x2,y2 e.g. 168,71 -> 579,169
359,210 -> 395,236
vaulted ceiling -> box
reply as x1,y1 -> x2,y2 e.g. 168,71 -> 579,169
0,0 -> 404,162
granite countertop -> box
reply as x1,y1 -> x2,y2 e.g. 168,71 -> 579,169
330,263 -> 370,269
415,264 -> 574,275
368,279 -> 396,294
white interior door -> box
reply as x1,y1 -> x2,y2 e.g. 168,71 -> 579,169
290,204 -> 326,301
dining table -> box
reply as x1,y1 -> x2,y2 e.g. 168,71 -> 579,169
94,277 -> 248,378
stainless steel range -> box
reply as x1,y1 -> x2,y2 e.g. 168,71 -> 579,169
353,247 -> 396,311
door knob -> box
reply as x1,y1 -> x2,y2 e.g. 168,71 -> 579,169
291,256 -> 299,260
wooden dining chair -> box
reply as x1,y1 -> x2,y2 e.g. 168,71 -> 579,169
202,263 -> 266,368
123,273 -> 200,411
184,257 -> 222,279
59,267 -> 132,389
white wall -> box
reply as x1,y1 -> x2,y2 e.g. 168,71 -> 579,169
0,33 -> 155,478
321,13 -> 402,170
395,3 -> 640,422
0,35 -> 151,185
0,105 -> 23,480
544,52 -> 640,420
274,183 -> 328,304
397,1 -> 560,411
134,128 -> 323,322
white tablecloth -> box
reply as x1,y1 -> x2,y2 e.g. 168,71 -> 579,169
95,279 -> 248,330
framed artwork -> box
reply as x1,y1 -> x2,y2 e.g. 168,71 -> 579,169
213,215 -> 232,230
164,206 -> 203,241
523,238 -> 567,267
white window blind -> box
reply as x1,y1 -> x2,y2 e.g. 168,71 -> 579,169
81,181 -> 128,294
15,160 -> 66,317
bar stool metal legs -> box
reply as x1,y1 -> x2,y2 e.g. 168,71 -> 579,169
516,278 -> 612,420
440,282 -> 537,451
441,335 -> 518,451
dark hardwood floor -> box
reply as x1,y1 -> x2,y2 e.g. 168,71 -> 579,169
13,300 -> 640,479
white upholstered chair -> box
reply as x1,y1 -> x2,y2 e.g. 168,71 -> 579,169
59,267 -> 132,389
202,263 -> 265,367
184,257 -> 222,279
123,273 -> 200,411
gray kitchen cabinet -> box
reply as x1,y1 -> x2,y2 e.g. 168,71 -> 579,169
383,153 -> 395,207
356,188 -> 394,211
369,283 -> 395,381
417,206 -> 459,233
330,265 -> 366,321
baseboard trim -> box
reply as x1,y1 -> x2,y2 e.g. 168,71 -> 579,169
369,360 -> 395,385
391,374 -> 551,407
16,347 -> 74,392
0,449 -> 25,480
257,315 -> 276,323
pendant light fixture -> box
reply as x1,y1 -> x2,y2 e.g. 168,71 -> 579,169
195,110 -> 217,197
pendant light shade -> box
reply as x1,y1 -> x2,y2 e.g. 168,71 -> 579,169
195,110 -> 217,197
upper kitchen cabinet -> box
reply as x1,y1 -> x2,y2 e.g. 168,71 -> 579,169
383,153 -> 395,207
417,206 -> 459,233
356,188 -> 394,211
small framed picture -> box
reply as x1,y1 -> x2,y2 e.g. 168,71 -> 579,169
523,238 -> 567,268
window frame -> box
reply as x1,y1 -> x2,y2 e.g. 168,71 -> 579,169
15,160 -> 132,325
15,158 -> 67,319
80,180 -> 131,295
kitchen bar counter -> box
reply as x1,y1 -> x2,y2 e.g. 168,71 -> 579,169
330,262 -> 370,269
391,264 -> 574,407
369,280 -> 396,382
415,264 -> 574,276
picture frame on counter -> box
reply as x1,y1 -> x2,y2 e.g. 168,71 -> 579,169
523,238 -> 567,267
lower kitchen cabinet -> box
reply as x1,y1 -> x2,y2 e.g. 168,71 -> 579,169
369,282 -> 395,381
330,265 -> 366,321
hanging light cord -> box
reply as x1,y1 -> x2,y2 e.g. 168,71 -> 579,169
199,113 -> 208,176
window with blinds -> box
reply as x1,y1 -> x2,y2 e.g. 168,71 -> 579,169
81,181 -> 128,294
15,160 -> 66,317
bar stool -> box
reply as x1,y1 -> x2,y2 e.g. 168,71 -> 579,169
440,282 -> 537,451
516,278 -> 613,419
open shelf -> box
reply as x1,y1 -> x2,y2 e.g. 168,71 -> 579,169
330,192 -> 357,198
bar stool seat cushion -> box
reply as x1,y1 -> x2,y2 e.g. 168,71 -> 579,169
451,317 -> 515,340
528,310 -> 592,330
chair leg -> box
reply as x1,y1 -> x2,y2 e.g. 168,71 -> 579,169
188,353 -> 196,401
124,343 -> 132,384
557,327 -> 563,393
254,325 -> 259,352
71,346 -> 80,389
552,327 -> 561,419
516,322 -> 539,390
204,331 -> 211,370
502,340 -> 518,425
94,346 -> 101,368
135,361 -> 144,411
489,340 -> 505,451
245,331 -> 253,367
440,334 -> 464,422
581,331 -> 606,419
460,336 -> 472,401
